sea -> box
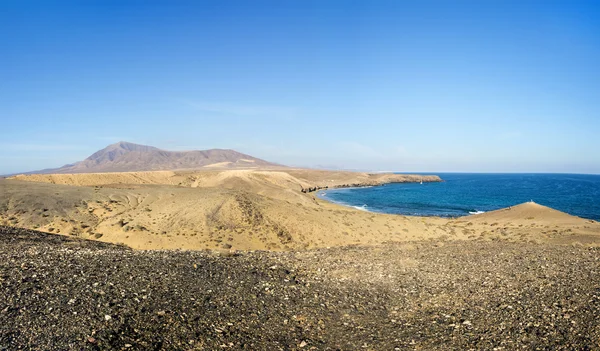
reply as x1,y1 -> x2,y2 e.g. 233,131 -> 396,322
317,173 -> 600,221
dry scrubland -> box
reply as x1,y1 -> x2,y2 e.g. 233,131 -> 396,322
3,169 -> 600,251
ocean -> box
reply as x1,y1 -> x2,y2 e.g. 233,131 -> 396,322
317,173 -> 600,221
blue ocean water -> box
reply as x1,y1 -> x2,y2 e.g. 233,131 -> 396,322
318,173 -> 600,220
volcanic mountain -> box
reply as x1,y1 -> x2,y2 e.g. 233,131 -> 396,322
29,141 -> 281,174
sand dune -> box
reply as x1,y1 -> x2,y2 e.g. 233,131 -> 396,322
2,169 -> 600,251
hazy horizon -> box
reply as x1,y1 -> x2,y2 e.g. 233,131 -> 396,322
2,1 -> 599,175
3,138 -> 600,176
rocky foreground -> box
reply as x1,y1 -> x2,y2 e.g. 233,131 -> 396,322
1,226 -> 599,350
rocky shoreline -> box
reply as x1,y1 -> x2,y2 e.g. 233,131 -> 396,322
1,226 -> 599,350
301,174 -> 441,193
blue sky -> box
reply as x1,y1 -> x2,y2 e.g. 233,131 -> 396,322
1,0 -> 599,174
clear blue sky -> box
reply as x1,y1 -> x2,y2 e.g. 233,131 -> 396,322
2,0 -> 599,174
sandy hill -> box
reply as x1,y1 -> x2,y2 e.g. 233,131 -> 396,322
2,169 -> 449,251
467,201 -> 582,225
450,201 -> 600,245
3,169 -> 599,251
27,141 -> 280,174
10,169 -> 441,191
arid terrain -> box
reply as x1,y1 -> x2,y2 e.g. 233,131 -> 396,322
2,168 -> 599,251
2,166 -> 600,350
1,226 -> 599,350
4,0 -> 598,348
2,169 -> 449,251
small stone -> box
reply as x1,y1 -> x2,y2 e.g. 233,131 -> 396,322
87,337 -> 96,344
157,310 -> 166,316
299,341 -> 307,348
125,344 -> 132,348
104,314 -> 111,321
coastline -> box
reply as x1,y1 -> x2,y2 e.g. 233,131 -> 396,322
315,173 -> 600,221
316,191 -> 375,213
3,169 -> 600,251
299,173 -> 442,193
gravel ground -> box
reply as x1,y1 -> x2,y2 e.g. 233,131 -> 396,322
1,226 -> 599,350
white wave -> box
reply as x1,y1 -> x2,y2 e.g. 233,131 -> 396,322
469,210 -> 485,215
351,204 -> 369,211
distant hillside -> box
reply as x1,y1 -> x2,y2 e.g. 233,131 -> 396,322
27,142 -> 282,174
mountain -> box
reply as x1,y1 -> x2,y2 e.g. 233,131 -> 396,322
27,142 -> 282,174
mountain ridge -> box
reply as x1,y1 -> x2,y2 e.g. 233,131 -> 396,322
25,141 -> 282,174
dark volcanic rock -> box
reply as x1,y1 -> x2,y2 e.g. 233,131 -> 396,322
1,226 -> 599,350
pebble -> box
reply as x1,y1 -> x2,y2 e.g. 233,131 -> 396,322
1,226 -> 599,350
